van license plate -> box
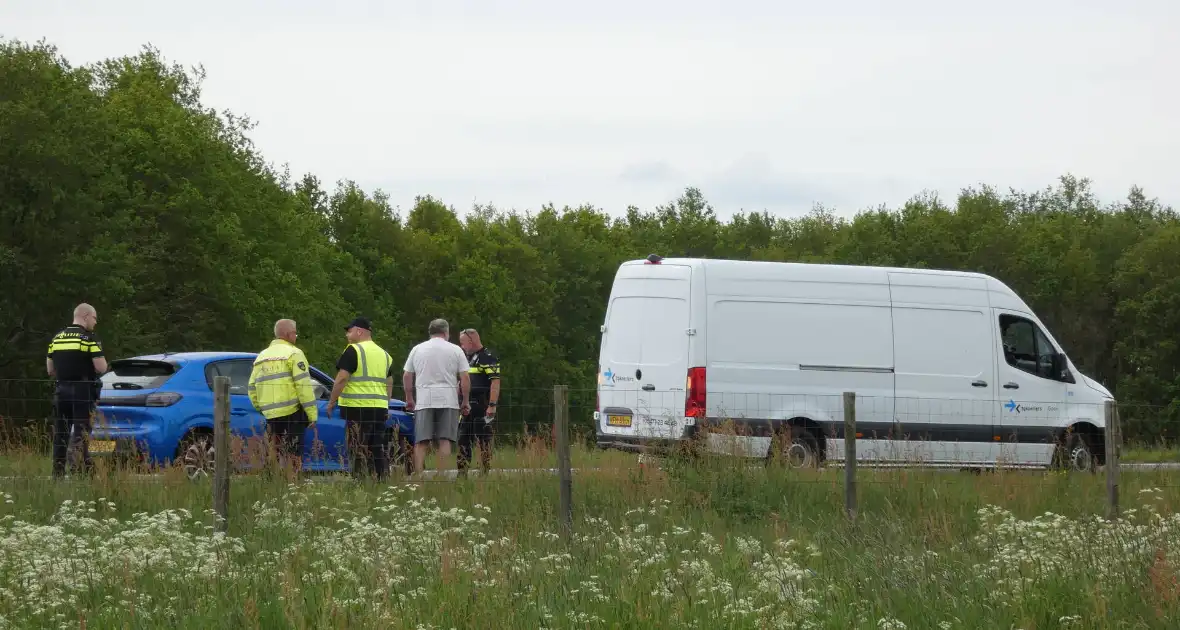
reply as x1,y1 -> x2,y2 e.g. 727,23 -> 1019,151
607,415 -> 632,427
89,440 -> 116,453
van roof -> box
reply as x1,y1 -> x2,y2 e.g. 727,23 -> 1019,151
621,256 -> 1027,308
625,256 -> 994,279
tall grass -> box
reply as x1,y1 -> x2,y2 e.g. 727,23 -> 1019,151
1,441 -> 1179,628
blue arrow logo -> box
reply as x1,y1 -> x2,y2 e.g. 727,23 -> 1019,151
1004,399 -> 1019,413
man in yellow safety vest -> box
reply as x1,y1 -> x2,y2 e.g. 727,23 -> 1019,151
248,318 -> 318,474
326,316 -> 394,480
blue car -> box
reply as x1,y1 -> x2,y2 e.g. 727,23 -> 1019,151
90,351 -> 415,478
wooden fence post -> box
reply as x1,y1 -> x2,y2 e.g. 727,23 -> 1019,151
1105,399 -> 1119,520
213,375 -> 231,533
554,385 -> 572,538
843,391 -> 857,524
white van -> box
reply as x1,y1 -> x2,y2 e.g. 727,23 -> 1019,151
593,255 -> 1113,471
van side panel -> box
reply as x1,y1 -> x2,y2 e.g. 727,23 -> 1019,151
886,272 -> 996,464
888,272 -> 999,465
702,261 -> 895,459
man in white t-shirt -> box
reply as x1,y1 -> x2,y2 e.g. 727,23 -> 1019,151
402,318 -> 470,474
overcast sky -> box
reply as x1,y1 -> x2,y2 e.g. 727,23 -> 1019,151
4,0 -> 1177,219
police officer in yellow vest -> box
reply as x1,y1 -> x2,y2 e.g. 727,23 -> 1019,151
326,317 -> 394,480
248,318 -> 318,473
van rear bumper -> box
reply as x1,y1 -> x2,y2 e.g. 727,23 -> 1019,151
596,426 -> 698,453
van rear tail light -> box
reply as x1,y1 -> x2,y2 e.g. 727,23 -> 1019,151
685,367 -> 706,419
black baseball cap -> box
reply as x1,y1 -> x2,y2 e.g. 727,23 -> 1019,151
345,317 -> 372,331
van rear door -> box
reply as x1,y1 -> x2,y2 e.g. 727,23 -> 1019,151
598,263 -> 693,441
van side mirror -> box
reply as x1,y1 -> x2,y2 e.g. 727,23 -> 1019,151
1052,353 -> 1073,382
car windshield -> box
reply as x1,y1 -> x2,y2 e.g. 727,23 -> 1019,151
100,360 -> 177,390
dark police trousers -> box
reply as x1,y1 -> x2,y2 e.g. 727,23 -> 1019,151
343,406 -> 388,480
52,381 -> 98,477
265,408 -> 309,472
458,403 -> 494,472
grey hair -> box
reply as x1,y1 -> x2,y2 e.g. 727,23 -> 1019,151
428,318 -> 449,336
274,319 -> 297,337
460,328 -> 477,337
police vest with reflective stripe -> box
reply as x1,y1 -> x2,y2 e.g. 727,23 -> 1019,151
249,340 -> 318,422
340,340 -> 392,408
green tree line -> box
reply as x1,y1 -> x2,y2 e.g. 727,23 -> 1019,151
3,40 -> 1179,442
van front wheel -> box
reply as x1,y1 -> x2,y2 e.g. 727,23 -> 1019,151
1053,432 -> 1096,473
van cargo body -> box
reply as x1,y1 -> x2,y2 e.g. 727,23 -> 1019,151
593,256 -> 1113,471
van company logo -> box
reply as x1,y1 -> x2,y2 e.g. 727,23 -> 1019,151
599,367 -> 635,386
1004,400 -> 1046,414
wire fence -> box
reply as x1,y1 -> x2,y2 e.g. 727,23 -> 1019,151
0,381 -> 1174,462
0,379 -> 1174,439
3,377 -> 1180,531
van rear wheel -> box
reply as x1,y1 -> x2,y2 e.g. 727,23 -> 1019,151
773,427 -> 820,469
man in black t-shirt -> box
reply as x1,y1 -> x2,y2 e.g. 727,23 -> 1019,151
46,304 -> 109,477
457,328 -> 500,473
327,318 -> 395,479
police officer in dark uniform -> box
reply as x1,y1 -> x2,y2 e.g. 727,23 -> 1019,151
46,303 -> 108,478
457,328 -> 500,474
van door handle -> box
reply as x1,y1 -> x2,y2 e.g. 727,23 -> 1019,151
1003,382 -> 1020,389
971,380 -> 988,388
641,384 -> 655,391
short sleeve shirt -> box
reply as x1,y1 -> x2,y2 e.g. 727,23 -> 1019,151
47,325 -> 104,382
467,347 -> 500,406
403,337 -> 469,409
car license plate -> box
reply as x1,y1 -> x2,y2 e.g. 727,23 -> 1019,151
607,414 -> 632,427
89,440 -> 116,453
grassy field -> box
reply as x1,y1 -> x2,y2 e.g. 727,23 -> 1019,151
1123,444 -> 1180,464
0,432 -> 1176,478
0,434 -> 638,478
2,439 -> 1180,629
